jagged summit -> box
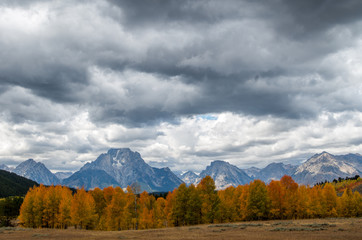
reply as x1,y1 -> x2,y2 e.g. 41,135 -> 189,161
0,164 -> 13,172
253,162 -> 297,183
293,152 -> 360,185
63,148 -> 182,192
13,159 -> 60,185
180,171 -> 200,186
200,160 -> 252,189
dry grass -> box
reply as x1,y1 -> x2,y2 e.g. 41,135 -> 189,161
0,218 -> 361,240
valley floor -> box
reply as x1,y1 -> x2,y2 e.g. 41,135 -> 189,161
0,218 -> 361,240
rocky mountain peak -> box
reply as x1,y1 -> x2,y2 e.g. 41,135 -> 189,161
107,148 -> 143,166
200,160 -> 252,189
293,152 -> 360,185
180,170 -> 200,186
13,159 -> 60,185
64,148 -> 182,192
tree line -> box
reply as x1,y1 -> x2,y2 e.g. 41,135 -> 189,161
19,175 -> 362,230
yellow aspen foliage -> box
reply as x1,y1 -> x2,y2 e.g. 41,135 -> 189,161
280,175 -> 298,219
105,187 -> 126,230
352,191 -> 362,217
267,180 -> 286,219
33,184 -> 47,227
308,186 -> 324,218
90,188 -> 107,220
339,188 -> 360,217
217,186 -> 236,222
186,184 -> 202,225
124,186 -> 139,230
18,175 -> 362,231
71,188 -> 97,230
239,184 -> 249,220
247,180 -> 269,220
197,176 -> 220,224
19,186 -> 37,228
172,184 -> 188,226
232,185 -> 243,221
57,186 -> 73,229
165,191 -> 175,227
295,185 -> 310,219
153,197 -> 167,228
103,186 -> 115,205
43,185 -> 62,228
323,183 -> 338,217
138,192 -> 156,229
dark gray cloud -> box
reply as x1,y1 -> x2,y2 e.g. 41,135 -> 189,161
0,0 -> 362,172
1,0 -> 361,126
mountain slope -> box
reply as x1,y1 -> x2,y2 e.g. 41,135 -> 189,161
63,148 -> 183,192
13,159 -> 60,185
0,170 -> 38,197
0,164 -> 14,172
54,172 -> 73,180
200,160 -> 252,189
180,171 -> 200,186
292,152 -> 361,185
62,169 -> 119,189
243,167 -> 261,179
256,162 -> 297,183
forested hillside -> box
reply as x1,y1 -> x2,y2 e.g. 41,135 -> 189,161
0,170 -> 38,197
19,175 -> 362,230
316,175 -> 362,195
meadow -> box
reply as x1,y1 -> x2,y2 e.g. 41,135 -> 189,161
1,218 -> 361,240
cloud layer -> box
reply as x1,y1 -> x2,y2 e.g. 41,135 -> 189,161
1,0 -> 362,172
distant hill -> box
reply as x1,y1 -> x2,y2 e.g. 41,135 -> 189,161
0,170 -> 38,198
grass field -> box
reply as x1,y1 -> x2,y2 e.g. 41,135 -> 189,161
0,218 -> 361,240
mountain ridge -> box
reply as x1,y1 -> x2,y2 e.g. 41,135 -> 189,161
63,148 -> 183,192
1,150 -> 361,190
13,159 -> 60,185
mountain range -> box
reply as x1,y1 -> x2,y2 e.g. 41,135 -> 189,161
1,149 -> 361,191
179,152 -> 361,188
63,148 -> 182,192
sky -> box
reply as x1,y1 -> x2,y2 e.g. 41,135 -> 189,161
1,0 -> 362,173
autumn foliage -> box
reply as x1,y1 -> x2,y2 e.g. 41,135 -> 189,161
19,175 -> 362,230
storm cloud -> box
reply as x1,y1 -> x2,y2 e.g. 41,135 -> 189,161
0,0 -> 362,172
